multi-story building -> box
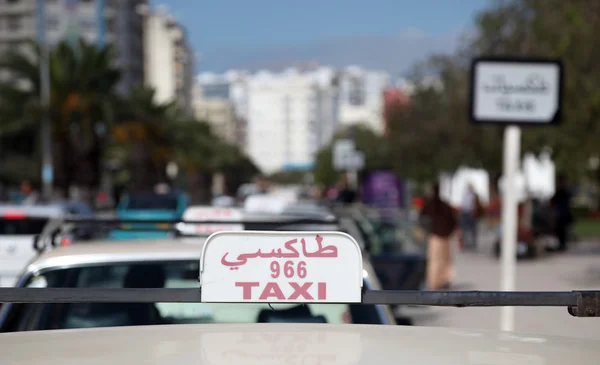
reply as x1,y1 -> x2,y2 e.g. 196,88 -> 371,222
337,66 -> 390,134
196,70 -> 250,149
0,0 -> 147,93
193,84 -> 237,145
143,5 -> 194,115
246,66 -> 339,174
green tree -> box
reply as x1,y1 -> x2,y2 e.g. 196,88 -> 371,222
0,38 -> 121,190
109,86 -> 180,191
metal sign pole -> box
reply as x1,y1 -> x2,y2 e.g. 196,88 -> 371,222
500,125 -> 521,331
37,0 -> 53,201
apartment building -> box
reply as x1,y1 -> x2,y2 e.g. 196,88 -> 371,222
193,83 -> 237,145
143,5 -> 194,115
246,67 -> 339,174
337,65 -> 390,134
196,70 -> 249,149
0,0 -> 147,93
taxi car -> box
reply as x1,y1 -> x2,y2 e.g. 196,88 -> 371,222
0,229 -> 598,365
110,192 -> 189,240
0,202 -> 94,287
0,237 -> 395,331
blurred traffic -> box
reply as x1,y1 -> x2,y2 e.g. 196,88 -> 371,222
1,0 -> 600,344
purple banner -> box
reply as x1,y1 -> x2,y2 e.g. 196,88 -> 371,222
361,171 -> 403,211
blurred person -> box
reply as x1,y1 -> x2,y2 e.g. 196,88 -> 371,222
550,174 -> 573,252
459,183 -> 483,250
334,175 -> 357,204
20,180 -> 39,205
254,175 -> 271,194
212,188 -> 236,207
420,183 -> 458,290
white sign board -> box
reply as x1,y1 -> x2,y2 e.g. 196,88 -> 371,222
471,58 -> 562,124
333,139 -> 354,170
200,231 -> 363,303
177,206 -> 244,235
333,139 -> 365,171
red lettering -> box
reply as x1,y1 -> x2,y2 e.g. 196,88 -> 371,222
288,282 -> 313,300
235,282 -> 260,299
259,282 -> 286,300
318,282 -> 326,299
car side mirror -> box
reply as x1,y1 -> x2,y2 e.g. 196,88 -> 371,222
32,234 -> 40,251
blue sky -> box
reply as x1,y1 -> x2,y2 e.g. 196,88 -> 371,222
150,0 -> 493,75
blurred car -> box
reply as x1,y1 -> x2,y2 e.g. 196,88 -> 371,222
0,201 -> 94,287
0,239 -> 395,331
332,204 -> 427,292
109,192 -> 189,240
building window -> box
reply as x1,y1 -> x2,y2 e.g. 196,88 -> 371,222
7,15 -> 21,31
46,15 -> 60,30
348,77 -> 365,106
79,18 -> 96,30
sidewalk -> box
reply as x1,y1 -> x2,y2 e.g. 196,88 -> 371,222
404,229 -> 600,339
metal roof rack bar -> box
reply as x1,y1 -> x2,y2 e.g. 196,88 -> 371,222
0,289 -> 597,317
61,218 -> 339,225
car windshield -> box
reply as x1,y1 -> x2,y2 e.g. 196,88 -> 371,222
0,218 -> 48,235
124,195 -> 178,211
1,260 -> 383,331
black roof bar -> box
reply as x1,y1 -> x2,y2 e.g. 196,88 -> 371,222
0,288 -> 597,317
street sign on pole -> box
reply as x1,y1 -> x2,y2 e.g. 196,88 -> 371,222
470,57 -> 562,332
333,139 -> 355,171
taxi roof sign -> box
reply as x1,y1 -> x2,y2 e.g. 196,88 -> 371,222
199,231 -> 363,303
177,206 -> 244,235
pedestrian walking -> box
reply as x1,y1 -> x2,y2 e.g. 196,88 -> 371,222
420,183 -> 458,290
550,174 -> 573,252
460,183 -> 483,250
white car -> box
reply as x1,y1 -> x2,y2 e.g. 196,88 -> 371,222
0,230 -> 598,365
0,237 -> 395,330
0,205 -> 66,287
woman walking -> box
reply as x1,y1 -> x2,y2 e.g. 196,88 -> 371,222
420,183 -> 458,290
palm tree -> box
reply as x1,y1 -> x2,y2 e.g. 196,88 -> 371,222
0,38 -> 121,191
110,86 -> 180,192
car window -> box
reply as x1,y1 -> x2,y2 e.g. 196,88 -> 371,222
124,195 -> 179,210
1,261 -> 383,332
0,218 -> 48,235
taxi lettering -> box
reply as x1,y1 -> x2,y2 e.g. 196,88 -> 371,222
235,282 -> 327,300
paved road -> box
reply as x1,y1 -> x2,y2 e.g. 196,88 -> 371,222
403,231 -> 600,339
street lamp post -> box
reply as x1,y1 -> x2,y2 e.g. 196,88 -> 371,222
37,0 -> 53,200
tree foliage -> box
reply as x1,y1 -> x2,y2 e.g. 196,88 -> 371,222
0,38 -> 258,200
386,0 -> 600,181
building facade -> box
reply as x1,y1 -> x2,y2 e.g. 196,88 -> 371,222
196,70 -> 249,150
337,66 -> 390,134
0,0 -> 146,93
193,84 -> 237,145
246,67 -> 339,174
143,6 -> 194,115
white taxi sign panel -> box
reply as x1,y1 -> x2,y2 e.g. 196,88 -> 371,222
178,206 -> 244,235
200,231 -> 363,303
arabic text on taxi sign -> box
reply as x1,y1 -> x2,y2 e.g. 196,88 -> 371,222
199,231 -> 363,303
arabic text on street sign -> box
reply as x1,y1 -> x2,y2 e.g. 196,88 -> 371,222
471,59 -> 562,124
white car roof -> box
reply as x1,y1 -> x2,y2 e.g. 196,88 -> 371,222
0,204 -> 65,217
1,323 -> 598,364
25,239 -> 207,275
